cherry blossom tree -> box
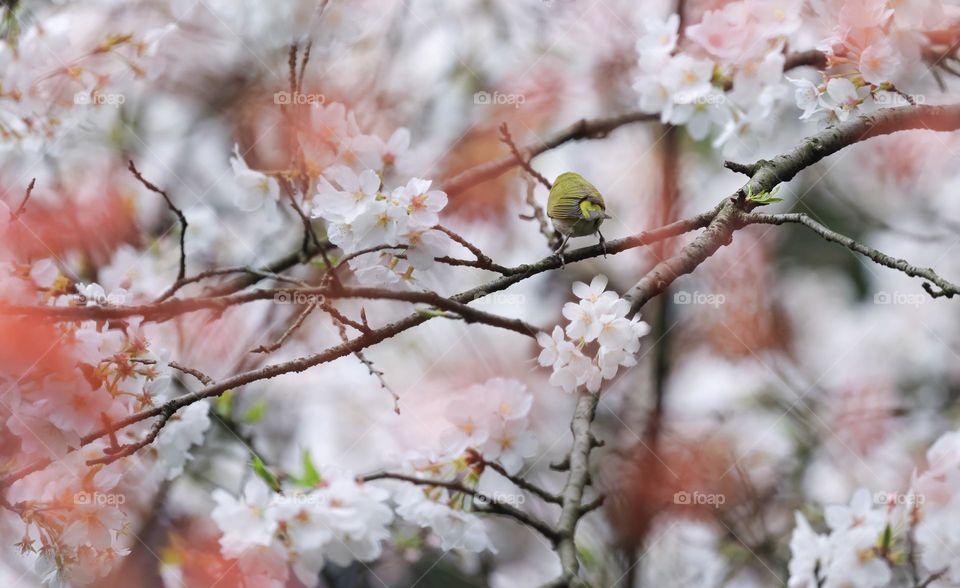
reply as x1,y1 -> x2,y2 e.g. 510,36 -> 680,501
2,0 -> 960,587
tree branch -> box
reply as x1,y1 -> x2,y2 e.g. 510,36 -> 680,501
627,103 -> 960,314
442,112 -> 656,197
361,472 -> 560,543
128,160 -> 188,282
743,211 -> 960,298
553,391 -> 603,587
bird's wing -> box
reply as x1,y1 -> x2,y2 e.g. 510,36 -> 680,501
547,193 -> 582,219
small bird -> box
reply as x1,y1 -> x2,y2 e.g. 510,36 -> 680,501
546,172 -> 611,261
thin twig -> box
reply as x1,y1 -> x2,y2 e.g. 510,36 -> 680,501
169,361 -> 215,386
128,160 -> 188,282
297,41 -> 312,95
743,211 -> 960,299
499,122 -> 552,190
325,300 -> 399,413
361,471 -> 560,543
251,300 -> 320,354
434,225 -> 511,273
482,459 -> 562,505
520,176 -> 561,250
10,178 -> 35,220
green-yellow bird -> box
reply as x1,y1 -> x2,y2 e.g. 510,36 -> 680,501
547,172 -> 611,257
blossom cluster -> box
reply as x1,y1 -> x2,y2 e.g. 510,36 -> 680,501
633,1 -> 801,157
209,378 -> 538,586
0,259 -> 212,585
311,168 -> 450,288
223,100 -> 454,288
391,462 -> 494,554
790,0 -> 955,125
227,99 -> 453,289
788,427 -> 960,587
390,379 -> 539,552
211,471 -> 393,587
437,378 -> 538,474
538,276 -> 650,393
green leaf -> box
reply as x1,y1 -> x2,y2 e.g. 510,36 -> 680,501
293,449 -> 322,488
216,389 -> 234,418
879,523 -> 893,551
746,184 -> 784,205
252,454 -> 281,492
244,398 -> 267,423
310,255 -> 339,269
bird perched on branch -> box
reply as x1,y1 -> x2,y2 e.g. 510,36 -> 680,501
546,172 -> 611,263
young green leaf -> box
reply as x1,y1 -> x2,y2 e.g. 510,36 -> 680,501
252,454 -> 281,492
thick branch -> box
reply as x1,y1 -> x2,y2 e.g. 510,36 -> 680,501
1,213 -> 717,324
624,200 -> 741,314
732,104 -> 960,203
0,214 -> 707,486
628,103 -> 960,314
553,391 -> 602,587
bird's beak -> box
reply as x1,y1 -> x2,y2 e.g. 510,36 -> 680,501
602,213 -> 612,219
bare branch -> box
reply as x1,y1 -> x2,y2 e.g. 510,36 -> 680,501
553,391 -> 603,586
481,458 -> 562,505
324,301 -> 399,413
128,160 -> 188,282
743,211 -> 960,298
251,300 -> 320,354
499,122 -> 552,190
10,178 -> 35,220
520,176 -> 562,250
627,103 -> 960,314
443,112 -> 656,197
361,471 -> 560,543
